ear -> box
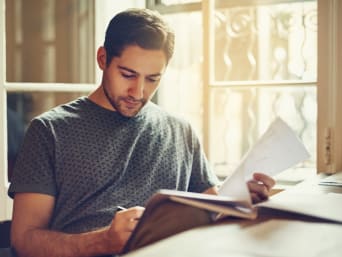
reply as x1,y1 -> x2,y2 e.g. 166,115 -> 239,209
97,46 -> 107,70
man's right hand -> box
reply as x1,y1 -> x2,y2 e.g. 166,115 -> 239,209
106,206 -> 145,253
11,193 -> 145,257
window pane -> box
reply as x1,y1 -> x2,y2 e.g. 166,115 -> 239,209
152,1 -> 317,178
6,0 -> 95,83
210,86 -> 316,177
214,1 -> 317,81
7,91 -> 89,181
157,12 -> 204,138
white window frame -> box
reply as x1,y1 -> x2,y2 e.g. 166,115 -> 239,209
0,0 -> 98,220
202,0 -> 317,165
151,0 -> 342,175
317,0 -> 342,174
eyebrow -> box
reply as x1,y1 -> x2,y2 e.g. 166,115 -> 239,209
118,65 -> 162,78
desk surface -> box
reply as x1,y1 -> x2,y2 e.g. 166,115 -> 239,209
124,178 -> 342,257
124,208 -> 342,257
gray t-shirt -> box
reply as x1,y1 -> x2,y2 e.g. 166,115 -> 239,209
8,97 -> 218,233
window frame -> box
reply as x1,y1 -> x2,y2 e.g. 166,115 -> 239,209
0,0 -> 99,220
203,0 -> 317,164
150,0 -> 317,160
149,0 -> 342,174
317,0 -> 342,174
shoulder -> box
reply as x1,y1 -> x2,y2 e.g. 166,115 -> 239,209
144,102 -> 196,134
25,97 -> 90,137
38,97 -> 88,120
144,102 -> 199,140
144,102 -> 191,128
32,97 -> 90,125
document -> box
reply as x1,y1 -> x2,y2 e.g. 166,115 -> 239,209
219,117 -> 310,200
123,118 -> 317,253
319,172 -> 342,187
257,190 -> 342,223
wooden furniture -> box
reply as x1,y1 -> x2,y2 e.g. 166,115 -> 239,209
124,176 -> 342,257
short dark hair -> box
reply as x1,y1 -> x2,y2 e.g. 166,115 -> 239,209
104,8 -> 175,65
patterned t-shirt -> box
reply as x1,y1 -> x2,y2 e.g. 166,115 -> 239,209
8,97 -> 218,233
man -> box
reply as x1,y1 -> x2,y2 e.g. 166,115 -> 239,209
7,108 -> 25,182
8,8 -> 275,257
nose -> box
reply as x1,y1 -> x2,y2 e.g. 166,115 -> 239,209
129,77 -> 144,99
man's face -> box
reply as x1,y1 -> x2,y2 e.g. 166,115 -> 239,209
99,45 -> 167,117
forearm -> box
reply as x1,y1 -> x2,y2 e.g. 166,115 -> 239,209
13,226 -> 117,257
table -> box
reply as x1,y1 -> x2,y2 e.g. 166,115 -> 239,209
124,177 -> 342,257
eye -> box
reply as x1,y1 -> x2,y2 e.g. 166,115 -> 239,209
146,77 -> 160,83
121,73 -> 136,79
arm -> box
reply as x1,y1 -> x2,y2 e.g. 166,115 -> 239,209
202,173 -> 275,203
11,193 -> 144,257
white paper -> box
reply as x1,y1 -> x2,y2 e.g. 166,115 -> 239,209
258,190 -> 342,223
218,117 -> 310,199
319,172 -> 342,187
217,164 -> 252,203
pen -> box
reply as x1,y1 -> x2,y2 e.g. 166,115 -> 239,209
117,206 -> 127,211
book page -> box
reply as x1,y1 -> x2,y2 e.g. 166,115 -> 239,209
218,117 -> 310,200
257,190 -> 342,223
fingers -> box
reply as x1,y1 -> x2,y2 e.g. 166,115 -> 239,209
248,180 -> 269,202
248,173 -> 276,204
117,206 -> 145,220
250,192 -> 264,204
107,206 -> 145,253
253,172 -> 276,191
115,206 -> 145,232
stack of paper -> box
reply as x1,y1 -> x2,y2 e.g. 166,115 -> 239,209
257,191 -> 342,223
319,172 -> 342,187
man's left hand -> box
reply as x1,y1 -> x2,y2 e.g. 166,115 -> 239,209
247,172 -> 275,204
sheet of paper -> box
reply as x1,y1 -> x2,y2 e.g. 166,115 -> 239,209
218,117 -> 310,200
257,190 -> 342,223
319,172 -> 342,187
217,164 -> 252,203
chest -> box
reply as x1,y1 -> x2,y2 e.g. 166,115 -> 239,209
53,121 -> 192,191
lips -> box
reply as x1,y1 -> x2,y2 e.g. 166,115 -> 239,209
123,98 -> 141,109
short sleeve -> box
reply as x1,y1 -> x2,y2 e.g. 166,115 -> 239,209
8,118 -> 57,198
187,126 -> 219,193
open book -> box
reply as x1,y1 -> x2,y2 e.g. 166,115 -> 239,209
122,189 -> 256,253
145,117 -> 309,221
143,189 -> 257,221
123,118 -> 310,252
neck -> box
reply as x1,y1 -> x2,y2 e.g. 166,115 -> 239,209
102,84 -> 117,111
88,85 -> 115,111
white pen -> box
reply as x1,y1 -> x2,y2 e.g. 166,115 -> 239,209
117,206 -> 127,211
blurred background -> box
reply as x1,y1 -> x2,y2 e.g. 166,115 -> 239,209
4,0 -> 317,182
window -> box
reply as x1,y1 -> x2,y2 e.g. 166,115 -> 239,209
6,0 -> 95,83
149,0 -> 317,178
1,0 -> 341,220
